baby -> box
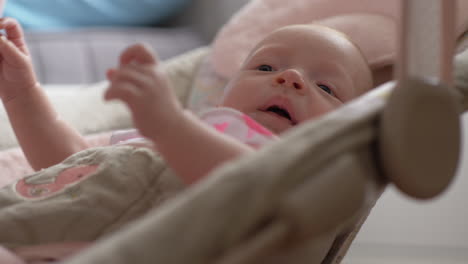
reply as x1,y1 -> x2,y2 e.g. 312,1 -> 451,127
0,17 -> 373,263
0,17 -> 372,184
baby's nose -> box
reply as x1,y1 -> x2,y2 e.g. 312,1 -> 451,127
275,69 -> 306,92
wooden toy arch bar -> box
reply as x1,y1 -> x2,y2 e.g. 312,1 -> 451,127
380,0 -> 462,199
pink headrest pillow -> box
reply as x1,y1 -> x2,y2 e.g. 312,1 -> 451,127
211,0 -> 468,79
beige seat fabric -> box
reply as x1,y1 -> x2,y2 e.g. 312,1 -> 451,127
62,47 -> 468,263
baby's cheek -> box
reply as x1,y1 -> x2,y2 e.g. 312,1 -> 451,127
322,93 -> 344,110
218,99 -> 244,113
220,81 -> 256,107
304,99 -> 341,120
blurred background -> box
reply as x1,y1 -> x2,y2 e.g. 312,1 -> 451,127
3,0 -> 250,84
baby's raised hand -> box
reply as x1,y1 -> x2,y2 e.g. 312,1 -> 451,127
0,17 -> 37,103
105,44 -> 182,139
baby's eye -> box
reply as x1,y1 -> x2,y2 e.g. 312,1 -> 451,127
317,84 -> 334,95
257,65 -> 274,72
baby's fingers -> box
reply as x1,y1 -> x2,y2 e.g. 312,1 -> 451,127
119,43 -> 158,66
114,65 -> 154,88
104,81 -> 141,105
0,35 -> 28,66
0,17 -> 28,55
106,68 -> 116,80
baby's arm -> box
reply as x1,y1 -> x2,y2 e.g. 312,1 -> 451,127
0,18 -> 89,170
105,44 -> 254,184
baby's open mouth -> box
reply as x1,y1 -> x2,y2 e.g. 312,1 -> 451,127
263,105 -> 297,125
267,105 -> 291,120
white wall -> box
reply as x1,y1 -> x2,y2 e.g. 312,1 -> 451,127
346,113 -> 468,263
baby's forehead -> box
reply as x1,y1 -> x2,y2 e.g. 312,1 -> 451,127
251,25 -> 354,56
250,26 -> 359,64
249,25 -> 373,95
269,25 -> 348,43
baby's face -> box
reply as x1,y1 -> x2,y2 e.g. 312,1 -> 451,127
220,25 -> 372,134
